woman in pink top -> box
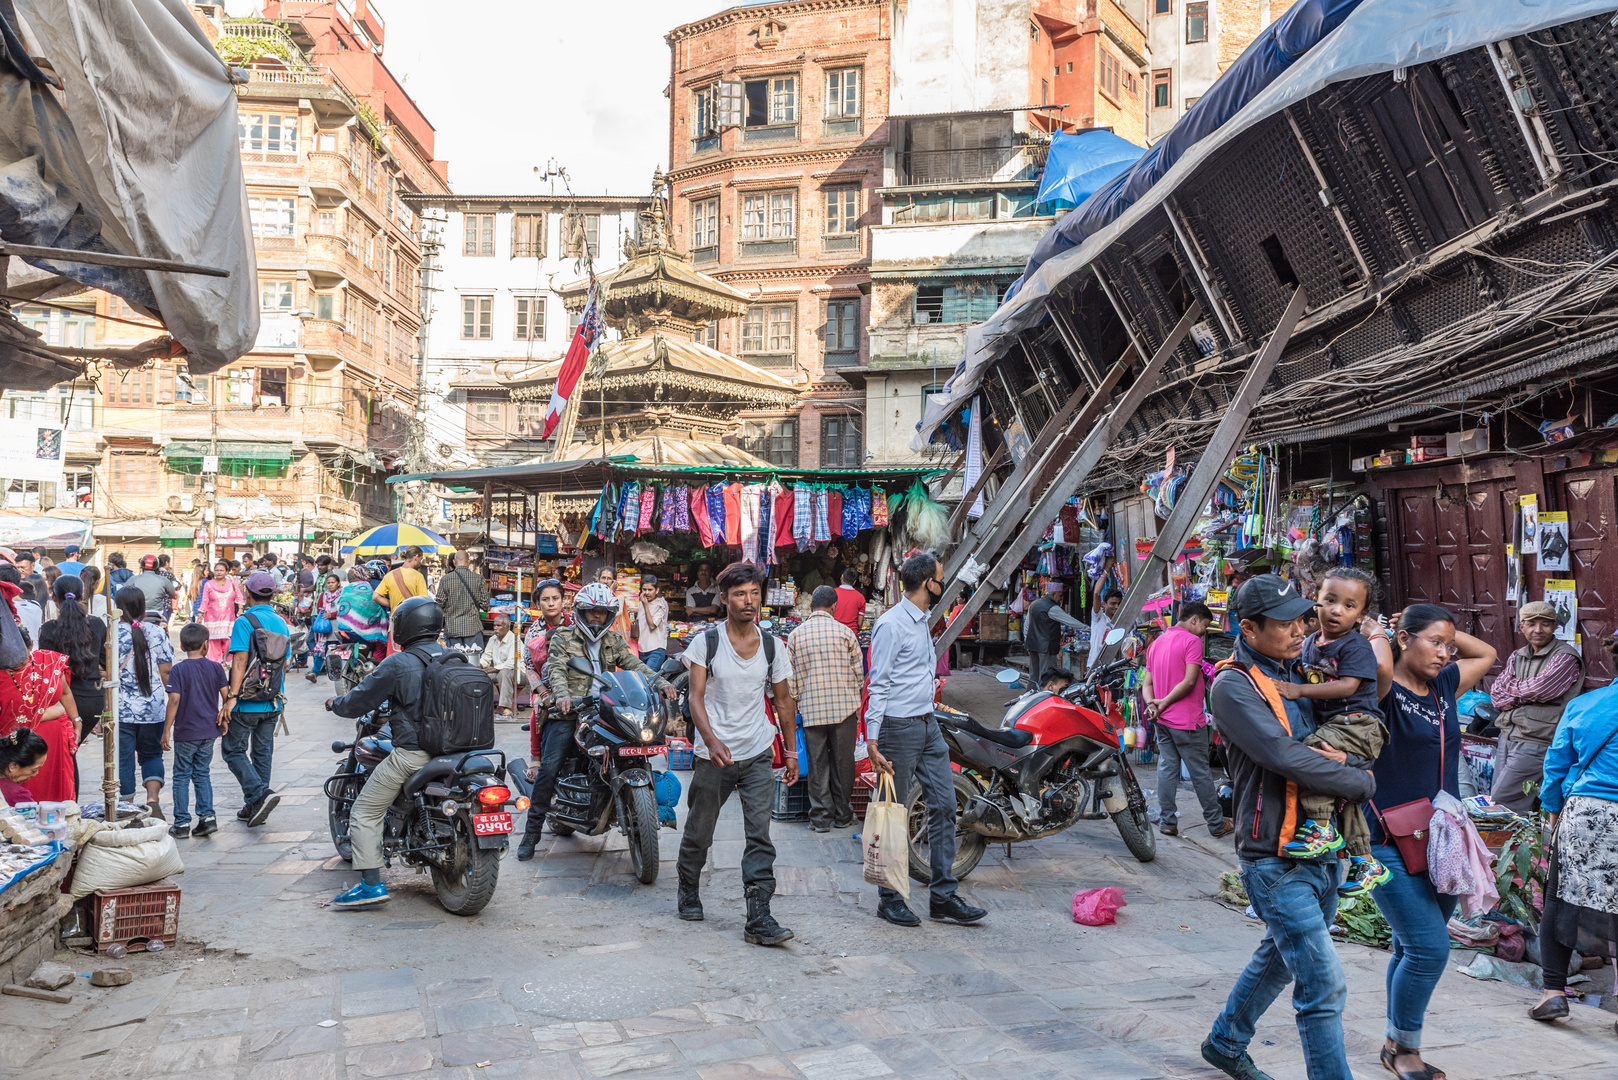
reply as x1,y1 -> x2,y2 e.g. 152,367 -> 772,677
197,558 -> 244,664
1141,601 -> 1231,838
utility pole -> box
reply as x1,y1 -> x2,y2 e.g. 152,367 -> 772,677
402,223 -> 441,525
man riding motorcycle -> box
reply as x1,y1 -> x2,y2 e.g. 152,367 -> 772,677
322,595 -> 447,907
517,582 -> 674,860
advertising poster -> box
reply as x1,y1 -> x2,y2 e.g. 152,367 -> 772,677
1537,511 -> 1571,572
1544,579 -> 1578,642
0,418 -> 66,485
1520,494 -> 1539,555
1506,544 -> 1520,603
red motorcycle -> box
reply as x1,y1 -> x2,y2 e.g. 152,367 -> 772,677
903,632 -> 1155,883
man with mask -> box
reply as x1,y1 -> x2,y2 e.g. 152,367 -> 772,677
323,595 -> 449,907
866,551 -> 987,929
530,583 -> 672,856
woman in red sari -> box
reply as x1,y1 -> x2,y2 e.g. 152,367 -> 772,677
0,580 -> 79,802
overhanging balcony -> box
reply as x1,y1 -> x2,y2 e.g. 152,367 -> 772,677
894,144 -> 1047,187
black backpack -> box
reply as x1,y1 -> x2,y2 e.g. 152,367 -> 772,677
238,613 -> 290,704
702,626 -> 778,705
407,646 -> 496,756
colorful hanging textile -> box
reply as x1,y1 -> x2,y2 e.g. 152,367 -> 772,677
671,483 -> 690,532
871,485 -> 889,527
692,484 -> 716,547
659,482 -> 678,533
842,487 -> 865,536
637,484 -> 656,534
723,483 -> 743,546
793,483 -> 813,551
759,481 -> 780,565
773,487 -> 796,551
826,488 -> 843,539
705,484 -> 727,545
812,488 -> 831,543
739,484 -> 763,564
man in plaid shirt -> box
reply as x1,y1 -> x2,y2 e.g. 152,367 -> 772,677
787,586 -> 866,831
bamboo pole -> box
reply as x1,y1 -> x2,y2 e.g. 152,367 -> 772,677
103,604 -> 121,821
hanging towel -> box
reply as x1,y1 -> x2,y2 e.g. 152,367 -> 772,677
659,482 -> 677,533
693,484 -> 716,547
813,488 -> 831,543
793,483 -> 814,551
672,483 -> 691,532
638,484 -> 656,534
705,484 -> 727,546
842,487 -> 862,536
773,487 -> 796,551
871,484 -> 889,527
826,488 -> 843,538
855,486 -> 875,531
739,484 -> 763,563
723,483 -> 743,546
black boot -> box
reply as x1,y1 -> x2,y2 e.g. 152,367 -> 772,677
743,885 -> 793,946
677,878 -> 704,921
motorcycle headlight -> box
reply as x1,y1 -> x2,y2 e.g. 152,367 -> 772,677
640,727 -> 654,742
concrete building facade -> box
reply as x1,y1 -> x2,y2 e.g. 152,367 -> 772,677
0,3 -> 450,566
1139,0 -> 1296,142
665,0 -> 890,471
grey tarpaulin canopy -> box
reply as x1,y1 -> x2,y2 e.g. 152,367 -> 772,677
0,0 -> 257,390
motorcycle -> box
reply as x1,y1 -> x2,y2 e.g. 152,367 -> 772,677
324,632 -> 384,696
514,656 -> 672,885
905,627 -> 1156,883
324,704 -> 529,915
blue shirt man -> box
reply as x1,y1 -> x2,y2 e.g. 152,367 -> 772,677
55,544 -> 86,578
221,571 -> 287,826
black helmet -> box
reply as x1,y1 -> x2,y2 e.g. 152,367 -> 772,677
393,596 -> 443,647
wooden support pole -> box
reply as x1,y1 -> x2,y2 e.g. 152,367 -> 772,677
1090,286 -> 1308,670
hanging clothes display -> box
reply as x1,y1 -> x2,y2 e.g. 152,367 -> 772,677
812,488 -> 831,543
826,488 -> 843,539
774,486 -> 796,551
692,483 -> 716,547
739,484 -> 763,563
871,485 -> 889,527
705,484 -> 727,544
722,483 -> 743,546
671,483 -> 690,532
659,482 -> 678,534
637,484 -> 656,534
793,482 -> 814,551
759,481 -> 779,565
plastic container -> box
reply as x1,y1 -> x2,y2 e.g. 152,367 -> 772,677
771,778 -> 810,822
91,878 -> 181,953
665,737 -> 694,772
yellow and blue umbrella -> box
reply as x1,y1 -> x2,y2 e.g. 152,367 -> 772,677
340,522 -> 455,557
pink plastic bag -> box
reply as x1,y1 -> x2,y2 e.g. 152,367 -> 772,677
1072,886 -> 1127,925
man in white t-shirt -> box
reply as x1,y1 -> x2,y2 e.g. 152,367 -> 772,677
1086,591 -> 1123,674
677,560 -> 798,946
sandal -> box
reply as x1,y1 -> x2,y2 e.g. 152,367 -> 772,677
1529,994 -> 1570,1021
1381,1045 -> 1445,1080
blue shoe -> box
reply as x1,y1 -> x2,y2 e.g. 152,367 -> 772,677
333,882 -> 390,908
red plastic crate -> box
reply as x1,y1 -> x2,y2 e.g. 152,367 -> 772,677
666,737 -> 694,771
850,771 -> 877,820
92,878 -> 180,953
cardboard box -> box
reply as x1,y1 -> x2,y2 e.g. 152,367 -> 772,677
1406,447 -> 1447,463
1446,427 -> 1489,456
977,613 -> 1009,641
1351,456 -> 1371,473
1410,434 -> 1447,447
1372,453 -> 1401,468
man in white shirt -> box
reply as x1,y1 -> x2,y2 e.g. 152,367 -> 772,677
677,561 -> 798,946
479,612 -> 519,718
683,563 -> 720,619
1086,591 -> 1123,674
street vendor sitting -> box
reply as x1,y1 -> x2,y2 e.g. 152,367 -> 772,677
0,726 -> 47,805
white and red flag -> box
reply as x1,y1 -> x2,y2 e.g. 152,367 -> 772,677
541,286 -> 604,439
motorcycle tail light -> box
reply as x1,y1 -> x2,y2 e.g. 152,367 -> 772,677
515,796 -> 530,812
476,786 -> 511,807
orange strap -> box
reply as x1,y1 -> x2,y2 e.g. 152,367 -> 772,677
1216,657 -> 1300,856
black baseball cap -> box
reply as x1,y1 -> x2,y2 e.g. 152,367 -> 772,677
1230,573 -> 1315,622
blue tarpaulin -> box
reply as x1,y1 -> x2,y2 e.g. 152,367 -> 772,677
1034,129 -> 1143,215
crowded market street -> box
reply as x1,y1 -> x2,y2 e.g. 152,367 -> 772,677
0,671 -> 1603,1080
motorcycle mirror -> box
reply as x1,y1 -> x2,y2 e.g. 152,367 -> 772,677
1104,627 -> 1129,645
994,668 -> 1021,685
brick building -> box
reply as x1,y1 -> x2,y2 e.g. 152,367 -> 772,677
665,0 -> 891,470
0,2 -> 450,567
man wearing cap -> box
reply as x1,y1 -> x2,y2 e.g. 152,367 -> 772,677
1024,581 -> 1085,687
130,555 -> 179,628
220,570 -> 288,827
55,544 -> 86,578
1201,574 -> 1376,1080
1488,600 -> 1584,814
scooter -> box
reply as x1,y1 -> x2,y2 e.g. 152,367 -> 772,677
906,627 -> 1156,883
324,704 -> 528,915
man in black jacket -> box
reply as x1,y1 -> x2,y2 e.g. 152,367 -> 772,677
1023,582 -> 1084,687
323,596 -> 446,908
1201,574 -> 1376,1080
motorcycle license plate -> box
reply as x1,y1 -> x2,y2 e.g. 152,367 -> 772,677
617,745 -> 667,757
472,812 -> 512,836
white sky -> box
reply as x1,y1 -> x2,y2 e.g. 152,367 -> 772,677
236,0 -> 738,196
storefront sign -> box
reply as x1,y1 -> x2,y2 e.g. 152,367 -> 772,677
195,527 -> 248,543
0,418 -> 65,484
1544,579 -> 1578,642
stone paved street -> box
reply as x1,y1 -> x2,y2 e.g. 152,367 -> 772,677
6,669 -> 1614,1080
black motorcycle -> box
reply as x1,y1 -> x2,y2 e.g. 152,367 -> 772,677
324,633 -> 383,696
515,657 -> 671,885
325,705 -> 528,915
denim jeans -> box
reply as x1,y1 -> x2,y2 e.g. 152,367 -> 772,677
1370,842 -> 1458,1048
1155,724 -> 1223,828
171,739 -> 217,825
1208,857 -> 1351,1080
875,713 -> 958,905
677,750 -> 776,895
118,722 -> 165,799
221,709 -> 278,807
639,648 -> 667,675
520,717 -> 576,846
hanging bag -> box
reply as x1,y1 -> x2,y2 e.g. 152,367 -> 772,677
861,772 -> 909,898
1370,687 -> 1445,875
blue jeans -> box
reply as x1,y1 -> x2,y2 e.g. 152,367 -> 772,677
221,709 -> 278,806
1209,858 -> 1351,1080
875,713 -> 958,905
171,739 -> 216,825
1370,843 -> 1458,1048
119,722 -> 165,799
520,717 -> 576,846
639,648 -> 667,675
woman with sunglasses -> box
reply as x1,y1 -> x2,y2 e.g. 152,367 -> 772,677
1369,604 -> 1495,1080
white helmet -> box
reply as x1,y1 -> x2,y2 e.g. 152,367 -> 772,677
572,582 -> 621,643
